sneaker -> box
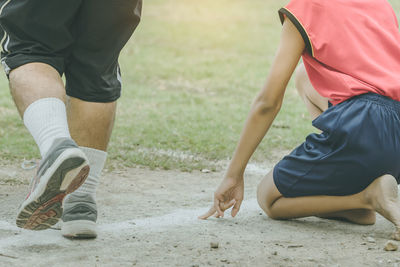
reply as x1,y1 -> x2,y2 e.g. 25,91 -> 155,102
16,138 -> 90,230
61,193 -> 97,239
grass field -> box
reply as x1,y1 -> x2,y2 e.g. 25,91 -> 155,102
0,0 -> 399,171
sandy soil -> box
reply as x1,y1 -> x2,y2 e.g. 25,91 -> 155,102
1,163 -> 400,267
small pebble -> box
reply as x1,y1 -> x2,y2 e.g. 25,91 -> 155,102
272,251 -> 278,256
221,259 -> 228,262
201,169 -> 211,173
288,244 -> 303,248
367,237 -> 376,243
360,242 -> 367,245
210,242 -> 219,249
384,240 -> 398,251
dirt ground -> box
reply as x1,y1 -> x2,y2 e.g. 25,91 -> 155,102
1,163 -> 400,267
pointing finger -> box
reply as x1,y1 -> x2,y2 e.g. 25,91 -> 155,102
198,206 -> 217,220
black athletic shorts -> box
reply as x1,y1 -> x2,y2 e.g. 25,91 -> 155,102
274,93 -> 400,198
0,0 -> 142,102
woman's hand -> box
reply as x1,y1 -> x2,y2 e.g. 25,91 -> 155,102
199,175 -> 244,219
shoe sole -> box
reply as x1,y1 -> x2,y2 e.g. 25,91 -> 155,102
62,220 -> 97,239
16,148 -> 90,230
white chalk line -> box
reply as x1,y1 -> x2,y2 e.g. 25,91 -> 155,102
100,198 -> 261,231
0,198 -> 262,251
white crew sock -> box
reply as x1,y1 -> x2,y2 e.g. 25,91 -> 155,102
70,146 -> 107,197
23,98 -> 71,158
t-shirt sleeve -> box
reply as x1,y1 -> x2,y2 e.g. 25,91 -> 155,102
279,0 -> 400,58
278,0 -> 315,57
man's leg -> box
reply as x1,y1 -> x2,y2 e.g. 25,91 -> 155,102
59,0 -> 142,238
257,171 -> 400,238
10,63 -> 65,117
10,63 -> 89,230
61,98 -> 115,238
67,98 -> 116,151
10,63 -> 71,157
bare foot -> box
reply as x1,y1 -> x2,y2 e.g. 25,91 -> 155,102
318,209 -> 376,225
363,174 -> 400,240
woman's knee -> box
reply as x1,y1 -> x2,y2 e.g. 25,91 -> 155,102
257,178 -> 269,213
257,171 -> 282,219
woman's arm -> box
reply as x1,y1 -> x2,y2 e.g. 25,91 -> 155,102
200,18 -> 306,219
226,18 -> 305,177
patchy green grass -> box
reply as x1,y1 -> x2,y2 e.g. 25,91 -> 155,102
1,0 -> 399,171
391,0 -> 400,12
111,0 -> 310,170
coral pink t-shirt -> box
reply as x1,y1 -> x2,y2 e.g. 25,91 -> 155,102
279,0 -> 400,105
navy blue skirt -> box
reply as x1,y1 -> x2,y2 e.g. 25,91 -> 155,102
274,93 -> 400,197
